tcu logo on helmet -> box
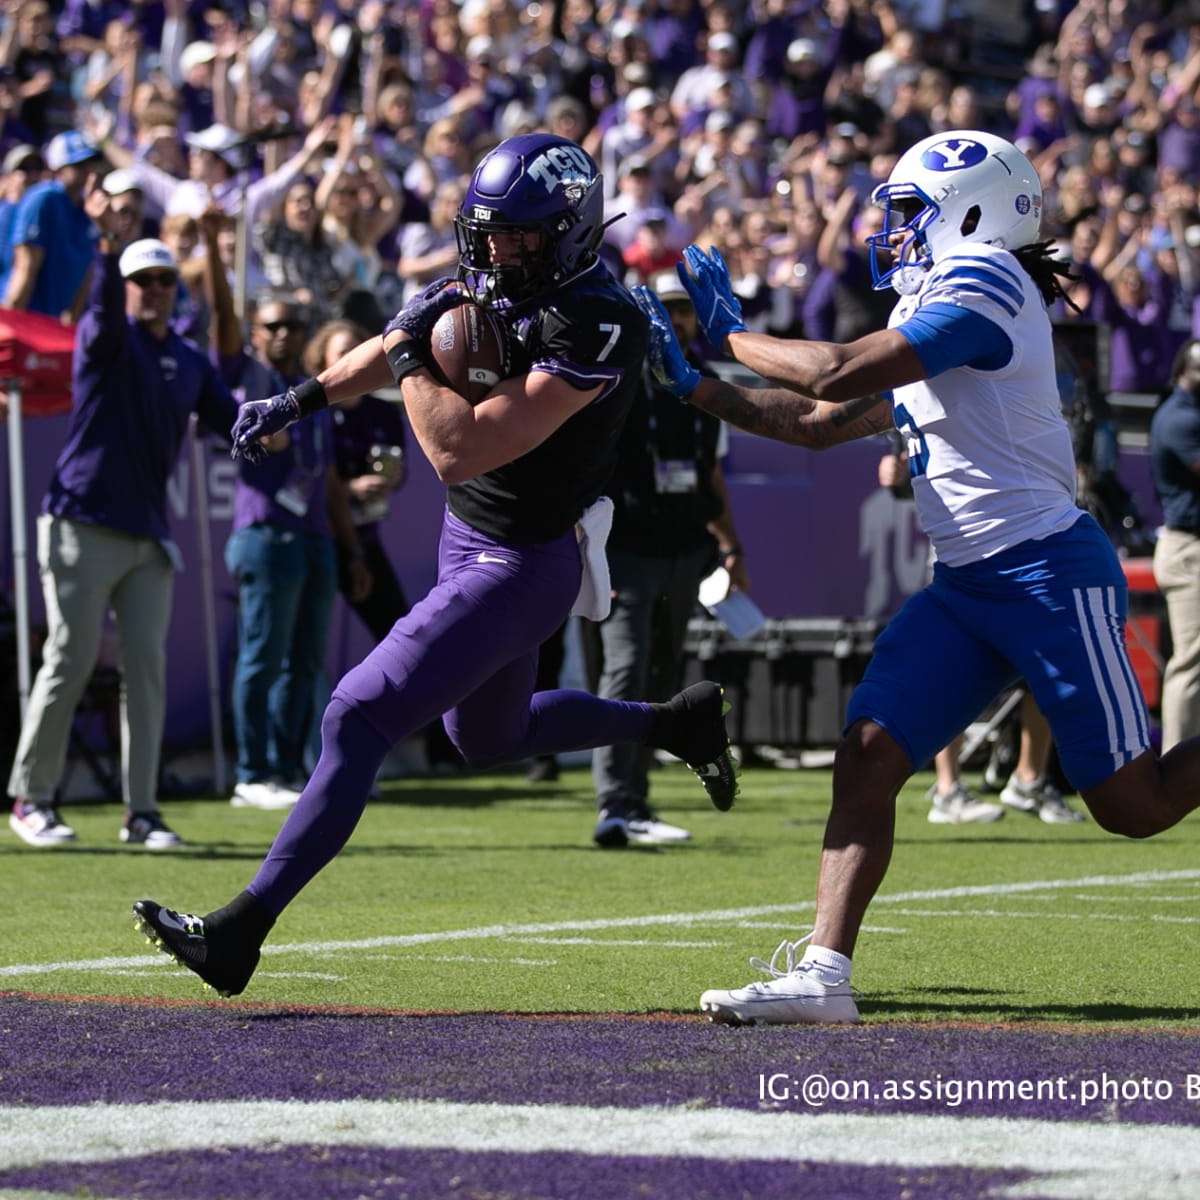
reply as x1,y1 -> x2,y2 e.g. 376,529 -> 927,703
920,138 -> 988,171
527,144 -> 595,195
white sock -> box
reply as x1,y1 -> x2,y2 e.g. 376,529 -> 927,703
800,943 -> 852,984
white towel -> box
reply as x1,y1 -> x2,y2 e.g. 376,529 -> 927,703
570,496 -> 614,621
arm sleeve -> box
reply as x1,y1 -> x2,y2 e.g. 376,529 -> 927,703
195,357 -> 241,443
76,252 -> 128,364
893,302 -> 1014,376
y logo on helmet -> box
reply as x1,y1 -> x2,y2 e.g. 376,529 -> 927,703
920,138 -> 988,171
527,144 -> 594,195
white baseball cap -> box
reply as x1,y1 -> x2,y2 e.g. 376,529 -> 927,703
102,168 -> 143,197
179,41 -> 216,73
652,271 -> 689,302
118,238 -> 178,278
183,123 -> 242,162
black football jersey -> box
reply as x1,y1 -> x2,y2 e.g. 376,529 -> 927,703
448,259 -> 648,542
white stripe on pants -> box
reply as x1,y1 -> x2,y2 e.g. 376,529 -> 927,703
7,515 -> 173,811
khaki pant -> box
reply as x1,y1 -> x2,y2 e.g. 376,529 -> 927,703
7,515 -> 173,811
1153,526 -> 1200,751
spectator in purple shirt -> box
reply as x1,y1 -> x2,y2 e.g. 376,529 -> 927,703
1158,94 -> 1200,181
220,294 -> 369,812
7,204 -> 238,852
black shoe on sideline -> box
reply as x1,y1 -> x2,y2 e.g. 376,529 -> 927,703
592,805 -> 630,848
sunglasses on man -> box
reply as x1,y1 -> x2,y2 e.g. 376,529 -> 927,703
128,270 -> 177,288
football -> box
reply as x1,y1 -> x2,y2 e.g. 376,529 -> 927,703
428,302 -> 510,404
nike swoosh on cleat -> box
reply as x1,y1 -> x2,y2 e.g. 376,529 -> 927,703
476,552 -> 509,564
158,910 -> 203,937
694,763 -> 724,777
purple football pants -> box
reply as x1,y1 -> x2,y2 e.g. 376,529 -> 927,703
248,510 -> 654,913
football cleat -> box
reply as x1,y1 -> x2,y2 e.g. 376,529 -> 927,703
133,899 -> 262,997
650,681 -> 739,811
700,939 -> 859,1026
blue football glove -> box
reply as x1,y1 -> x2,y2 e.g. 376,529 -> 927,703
677,245 -> 747,348
631,285 -> 701,399
230,392 -> 300,464
383,277 -> 463,340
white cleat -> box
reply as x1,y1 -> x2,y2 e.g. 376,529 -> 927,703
700,939 -> 860,1026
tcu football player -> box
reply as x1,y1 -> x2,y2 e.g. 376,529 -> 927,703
132,133 -> 738,996
636,129 -> 1200,1025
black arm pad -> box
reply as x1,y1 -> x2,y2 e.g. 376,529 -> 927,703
384,337 -> 431,384
291,377 -> 329,417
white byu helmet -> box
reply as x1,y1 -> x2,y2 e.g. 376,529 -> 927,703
867,130 -> 1043,294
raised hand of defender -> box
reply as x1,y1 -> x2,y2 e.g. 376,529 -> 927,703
677,245 -> 746,348
383,277 -> 463,340
230,393 -> 300,463
631,285 -> 701,399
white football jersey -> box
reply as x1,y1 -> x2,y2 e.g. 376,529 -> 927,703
889,242 -> 1079,567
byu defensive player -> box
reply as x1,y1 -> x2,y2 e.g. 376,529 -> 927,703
635,130 -> 1200,1025
130,133 -> 738,997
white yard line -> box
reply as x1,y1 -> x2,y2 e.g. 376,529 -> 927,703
3,869 -> 1198,980
0,1099 -> 1196,1200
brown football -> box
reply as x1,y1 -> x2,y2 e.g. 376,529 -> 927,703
428,302 -> 510,404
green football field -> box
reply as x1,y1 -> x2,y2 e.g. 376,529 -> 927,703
4,760 -> 1197,1025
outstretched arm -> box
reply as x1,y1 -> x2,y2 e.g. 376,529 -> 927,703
721,325 -> 924,404
631,280 -> 908,450
688,377 -> 894,449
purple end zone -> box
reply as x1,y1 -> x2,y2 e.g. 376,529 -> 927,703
1,1147 -> 1043,1200
0,996 -> 1196,1123
0,997 -> 1194,1200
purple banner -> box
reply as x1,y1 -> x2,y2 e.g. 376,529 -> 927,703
2,414 -> 1163,748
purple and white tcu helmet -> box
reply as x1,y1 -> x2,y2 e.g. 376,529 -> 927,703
454,133 -> 605,305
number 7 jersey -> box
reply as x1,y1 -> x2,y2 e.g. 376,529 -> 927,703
447,259 -> 649,543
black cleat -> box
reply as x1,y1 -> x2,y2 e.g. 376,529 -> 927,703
650,681 -> 739,812
133,897 -> 265,997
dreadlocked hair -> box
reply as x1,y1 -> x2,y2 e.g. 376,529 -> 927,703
1013,240 -> 1082,311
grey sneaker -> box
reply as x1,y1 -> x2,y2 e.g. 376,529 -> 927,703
1000,774 -> 1085,824
926,781 -> 1005,824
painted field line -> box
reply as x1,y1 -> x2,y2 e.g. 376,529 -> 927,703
3,869 -> 1198,980
0,1099 -> 1197,1200
887,908 -> 1200,925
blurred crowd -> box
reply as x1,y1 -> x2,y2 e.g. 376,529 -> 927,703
1,0 -> 1199,393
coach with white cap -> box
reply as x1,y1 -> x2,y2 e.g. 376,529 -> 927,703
6,193 -> 239,852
